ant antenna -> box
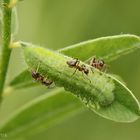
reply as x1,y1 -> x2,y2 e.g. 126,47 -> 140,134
36,62 -> 41,73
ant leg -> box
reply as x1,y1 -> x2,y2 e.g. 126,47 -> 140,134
71,61 -> 80,76
30,61 -> 40,73
90,67 -> 94,74
81,71 -> 85,79
72,68 -> 78,76
102,64 -> 109,73
81,72 -> 91,83
84,56 -> 93,64
86,75 -> 91,83
75,60 -> 80,67
89,56 -> 96,65
31,62 -> 41,82
47,81 -> 55,89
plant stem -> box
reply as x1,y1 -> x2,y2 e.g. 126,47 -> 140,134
0,0 -> 12,96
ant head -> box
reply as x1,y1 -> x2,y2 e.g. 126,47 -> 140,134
32,71 -> 40,79
98,60 -> 104,67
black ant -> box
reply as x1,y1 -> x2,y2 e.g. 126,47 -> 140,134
90,57 -> 106,71
66,58 -> 90,76
31,63 -> 53,86
31,71 -> 53,86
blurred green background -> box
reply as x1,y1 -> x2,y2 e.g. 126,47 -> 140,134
1,0 -> 140,139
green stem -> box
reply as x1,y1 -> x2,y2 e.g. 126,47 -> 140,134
0,0 -> 12,96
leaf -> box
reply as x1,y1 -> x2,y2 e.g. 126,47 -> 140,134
9,69 -> 39,89
59,34 -> 140,62
1,35 -> 140,138
8,34 -> 140,90
109,74 -> 126,86
19,42 -> 140,122
0,89 -> 84,139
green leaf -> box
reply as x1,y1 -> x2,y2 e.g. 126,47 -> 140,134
9,69 -> 39,89
0,89 -> 84,139
1,35 -> 140,138
19,42 -> 140,122
8,34 -> 140,90
109,74 -> 126,86
59,34 -> 140,62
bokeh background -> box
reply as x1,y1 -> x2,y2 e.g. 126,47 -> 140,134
0,0 -> 140,139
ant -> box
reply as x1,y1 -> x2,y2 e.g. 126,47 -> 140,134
66,58 -> 89,76
31,71 -> 53,86
31,63 -> 53,86
89,57 -> 107,71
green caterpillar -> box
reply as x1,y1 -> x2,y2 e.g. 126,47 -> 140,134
21,42 -> 115,109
